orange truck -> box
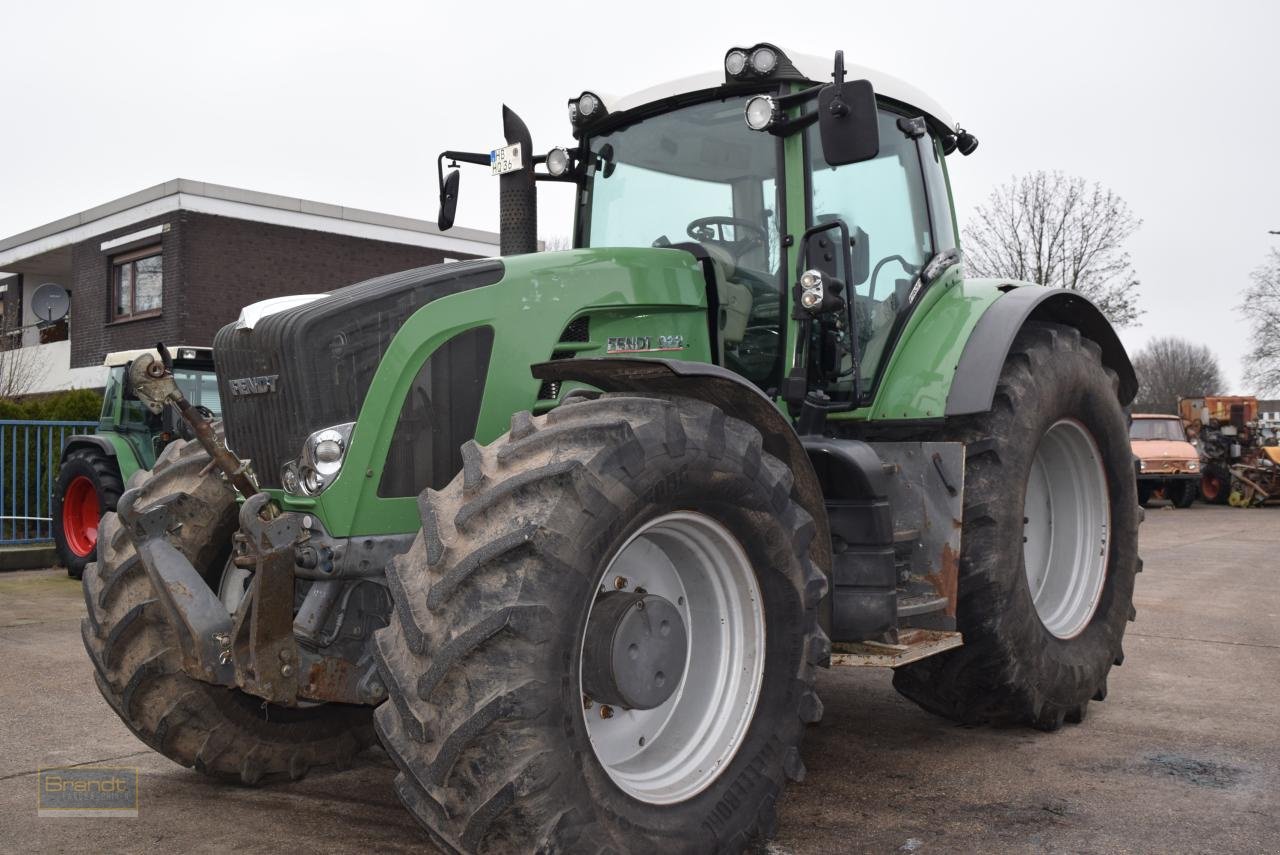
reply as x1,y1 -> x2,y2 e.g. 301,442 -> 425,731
1129,413 -> 1201,507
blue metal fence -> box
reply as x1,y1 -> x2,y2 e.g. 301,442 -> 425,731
0,420 -> 98,545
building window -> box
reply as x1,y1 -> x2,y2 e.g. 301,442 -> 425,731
113,246 -> 162,319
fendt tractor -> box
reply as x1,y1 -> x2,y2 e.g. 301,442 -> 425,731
53,346 -> 219,578
82,46 -> 1141,853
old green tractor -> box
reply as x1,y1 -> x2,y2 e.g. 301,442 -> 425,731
83,46 -> 1139,853
53,345 -> 218,577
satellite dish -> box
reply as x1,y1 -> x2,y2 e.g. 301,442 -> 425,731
31,283 -> 69,324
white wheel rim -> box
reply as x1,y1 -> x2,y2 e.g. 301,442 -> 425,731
1023,419 -> 1111,639
579,511 -> 765,805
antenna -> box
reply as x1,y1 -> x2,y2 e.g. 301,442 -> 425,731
30,282 -> 70,325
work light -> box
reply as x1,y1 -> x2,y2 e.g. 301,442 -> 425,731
750,46 -> 778,75
725,49 -> 748,77
546,147 -> 571,176
744,95 -> 779,131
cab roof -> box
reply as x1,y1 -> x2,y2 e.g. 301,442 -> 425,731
600,49 -> 959,136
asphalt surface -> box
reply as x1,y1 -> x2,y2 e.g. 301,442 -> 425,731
1,504 -> 1276,854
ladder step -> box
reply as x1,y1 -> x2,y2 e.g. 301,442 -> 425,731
893,528 -> 920,544
896,594 -> 949,617
831,629 -> 963,668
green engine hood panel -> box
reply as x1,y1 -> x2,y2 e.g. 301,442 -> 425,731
281,247 -> 713,536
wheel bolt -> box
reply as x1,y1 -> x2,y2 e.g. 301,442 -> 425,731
583,694 -> 593,710
599,705 -> 614,719
280,664 -> 293,677
614,576 -> 628,590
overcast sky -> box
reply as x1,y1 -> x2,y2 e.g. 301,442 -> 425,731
2,1 -> 1276,390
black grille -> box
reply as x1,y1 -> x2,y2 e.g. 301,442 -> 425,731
560,316 -> 590,342
214,259 -> 503,487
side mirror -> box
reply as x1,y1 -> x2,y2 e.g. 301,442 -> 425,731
818,78 -> 879,167
438,169 -> 460,231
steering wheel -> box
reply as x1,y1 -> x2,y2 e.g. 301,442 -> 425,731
686,216 -> 767,250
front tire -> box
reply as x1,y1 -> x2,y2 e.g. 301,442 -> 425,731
53,448 -> 123,579
1174,479 -> 1198,508
893,322 -> 1140,729
82,435 -> 374,784
374,395 -> 828,853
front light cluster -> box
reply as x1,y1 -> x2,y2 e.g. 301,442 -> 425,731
799,269 -> 825,311
1187,460 -> 1200,471
282,422 -> 354,497
724,44 -> 780,79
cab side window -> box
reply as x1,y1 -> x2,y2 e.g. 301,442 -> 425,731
806,109 -> 938,388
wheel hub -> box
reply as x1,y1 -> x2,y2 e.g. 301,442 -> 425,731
582,592 -> 688,710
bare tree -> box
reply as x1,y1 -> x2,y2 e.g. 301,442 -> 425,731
540,235 -> 572,252
963,171 -> 1144,327
0,340 -> 40,400
1130,337 -> 1223,414
1240,248 -> 1280,394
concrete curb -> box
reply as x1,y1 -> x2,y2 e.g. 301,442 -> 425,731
0,545 -> 58,571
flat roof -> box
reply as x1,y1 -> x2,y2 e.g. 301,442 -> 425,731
0,178 -> 500,272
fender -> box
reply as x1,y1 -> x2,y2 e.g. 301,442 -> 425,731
63,433 -> 144,481
531,357 -> 832,577
946,286 -> 1138,416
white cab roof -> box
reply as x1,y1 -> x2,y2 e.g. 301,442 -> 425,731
606,51 -> 958,133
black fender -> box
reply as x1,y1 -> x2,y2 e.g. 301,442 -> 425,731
61,434 -> 116,462
945,287 -> 1138,416
532,358 -> 832,578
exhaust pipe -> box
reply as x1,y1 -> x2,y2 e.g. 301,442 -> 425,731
499,105 -> 537,257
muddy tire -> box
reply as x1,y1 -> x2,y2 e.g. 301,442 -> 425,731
53,448 -> 123,579
81,434 -> 374,784
374,395 -> 828,853
893,322 -> 1140,729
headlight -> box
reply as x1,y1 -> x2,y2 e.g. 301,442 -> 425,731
285,422 -> 355,496
1138,459 -> 1146,471
744,95 -> 779,132
1187,460 -> 1199,471
568,91 -> 607,131
546,147 -> 571,176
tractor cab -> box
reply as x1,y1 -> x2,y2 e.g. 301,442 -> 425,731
99,345 -> 220,469
440,45 -> 975,413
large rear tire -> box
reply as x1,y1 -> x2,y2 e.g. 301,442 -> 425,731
53,448 -> 123,579
893,322 -> 1140,729
374,395 -> 828,853
81,435 -> 374,784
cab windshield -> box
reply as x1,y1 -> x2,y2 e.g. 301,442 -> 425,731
1130,418 -> 1186,442
581,95 -> 784,387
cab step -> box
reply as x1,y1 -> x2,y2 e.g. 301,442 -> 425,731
830,629 -> 963,668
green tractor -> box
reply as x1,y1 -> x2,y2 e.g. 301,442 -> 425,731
82,46 -> 1140,852
53,345 -> 219,577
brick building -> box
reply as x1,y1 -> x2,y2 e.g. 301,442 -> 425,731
0,179 -> 498,394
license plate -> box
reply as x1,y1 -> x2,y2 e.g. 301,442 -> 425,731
490,143 -> 523,176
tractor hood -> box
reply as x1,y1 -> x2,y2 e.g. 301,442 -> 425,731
214,258 -> 505,488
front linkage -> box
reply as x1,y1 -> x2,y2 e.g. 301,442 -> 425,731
120,344 -> 374,707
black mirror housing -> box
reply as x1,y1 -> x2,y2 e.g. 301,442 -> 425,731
818,78 -> 879,167
438,169 -> 460,231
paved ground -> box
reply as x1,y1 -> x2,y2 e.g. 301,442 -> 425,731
1,505 -> 1276,853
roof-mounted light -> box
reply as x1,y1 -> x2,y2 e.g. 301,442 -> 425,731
568,91 -> 608,133
724,43 -> 792,82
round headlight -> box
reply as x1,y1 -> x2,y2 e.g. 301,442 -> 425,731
314,438 -> 343,464
546,147 -> 570,176
578,92 -> 599,117
800,269 -> 823,290
751,46 -> 778,75
744,95 -> 778,131
725,49 -> 748,77
567,101 -> 578,123
800,288 -> 824,310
